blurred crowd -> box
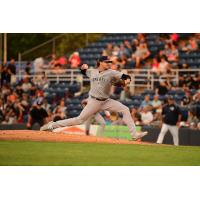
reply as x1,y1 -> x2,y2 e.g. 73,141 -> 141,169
102,33 -> 200,74
32,51 -> 81,74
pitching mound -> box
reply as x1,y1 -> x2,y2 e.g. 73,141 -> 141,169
0,130 -> 152,145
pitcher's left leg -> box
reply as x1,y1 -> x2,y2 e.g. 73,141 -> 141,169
94,113 -> 106,136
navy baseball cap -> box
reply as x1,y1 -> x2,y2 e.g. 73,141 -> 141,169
98,56 -> 112,63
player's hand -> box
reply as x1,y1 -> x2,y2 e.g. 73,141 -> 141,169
81,64 -> 89,70
124,78 -> 131,85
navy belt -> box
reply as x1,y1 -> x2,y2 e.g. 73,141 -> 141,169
91,95 -> 108,101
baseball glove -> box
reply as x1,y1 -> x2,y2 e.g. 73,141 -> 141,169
111,77 -> 125,87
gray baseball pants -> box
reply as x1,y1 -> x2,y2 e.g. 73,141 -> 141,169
52,97 -> 137,136
85,113 -> 106,136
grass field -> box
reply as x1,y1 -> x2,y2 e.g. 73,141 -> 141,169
0,140 -> 200,166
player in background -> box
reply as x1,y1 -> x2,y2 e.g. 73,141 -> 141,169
157,96 -> 182,146
40,56 -> 147,140
27,98 -> 48,129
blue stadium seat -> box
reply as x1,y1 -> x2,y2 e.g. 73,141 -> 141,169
72,99 -> 81,104
132,100 -> 141,108
168,90 -> 177,96
67,110 -> 79,118
180,107 -> 189,121
69,84 -> 80,93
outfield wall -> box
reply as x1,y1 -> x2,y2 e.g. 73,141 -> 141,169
0,124 -> 200,146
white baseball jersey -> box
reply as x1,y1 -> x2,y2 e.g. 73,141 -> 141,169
86,68 -> 123,99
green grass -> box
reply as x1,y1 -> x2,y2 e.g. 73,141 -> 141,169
0,140 -> 200,166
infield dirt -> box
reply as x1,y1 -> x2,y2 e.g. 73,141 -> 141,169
0,130 -> 152,145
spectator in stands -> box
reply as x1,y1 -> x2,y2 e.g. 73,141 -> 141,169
181,91 -> 192,106
185,111 -> 199,129
162,44 -> 171,58
69,52 -> 81,69
0,64 -> 10,86
155,80 -> 170,96
42,98 -> 51,114
151,58 -> 159,74
131,107 -> 141,125
158,56 -> 171,74
58,55 -> 67,67
141,107 -> 154,125
137,33 -> 146,43
3,96 -> 24,124
189,74 -> 199,90
0,99 -> 4,123
131,39 -> 139,53
170,33 -> 179,42
182,38 -> 198,52
7,58 -> 16,85
124,40 -> 133,56
26,98 -> 48,129
12,99 -> 24,123
118,43 -> 130,58
49,54 -> 61,68
8,90 -> 18,103
33,57 -> 44,73
112,45 -> 120,57
191,90 -> 200,119
139,95 -> 152,110
33,72 -> 49,89
21,93 -> 30,120
167,44 -> 179,63
151,95 -> 162,113
53,99 -> 67,121
120,85 -> 131,101
25,62 -> 32,75
178,75 -> 187,88
132,43 -> 150,68
102,43 -> 113,57
21,77 -> 33,93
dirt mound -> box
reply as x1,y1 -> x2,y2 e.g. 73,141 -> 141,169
0,130 -> 152,145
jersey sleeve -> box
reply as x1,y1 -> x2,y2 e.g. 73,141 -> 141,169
86,69 -> 92,78
111,70 -> 123,79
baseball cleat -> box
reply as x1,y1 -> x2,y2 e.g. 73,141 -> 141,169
40,121 -> 54,131
131,131 -> 148,141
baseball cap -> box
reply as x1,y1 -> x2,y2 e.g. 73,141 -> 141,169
98,56 -> 112,63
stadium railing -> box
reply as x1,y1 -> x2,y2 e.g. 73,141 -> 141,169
15,68 -> 199,91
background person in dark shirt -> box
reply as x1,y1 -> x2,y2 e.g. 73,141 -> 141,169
26,99 -> 48,129
155,80 -> 170,96
7,58 -> 16,85
157,96 -> 182,146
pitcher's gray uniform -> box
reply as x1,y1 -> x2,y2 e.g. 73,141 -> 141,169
82,98 -> 106,136
41,56 -> 147,140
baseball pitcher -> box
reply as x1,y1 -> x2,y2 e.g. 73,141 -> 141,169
40,56 -> 147,140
